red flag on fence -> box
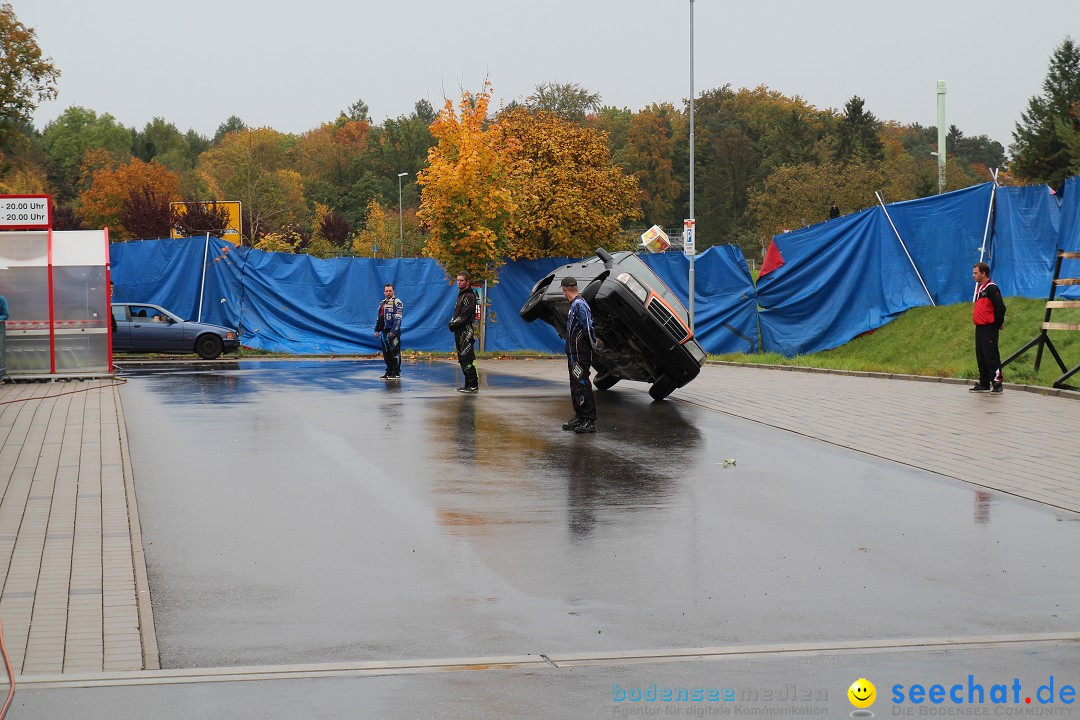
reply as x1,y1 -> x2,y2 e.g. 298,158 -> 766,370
759,240 -> 785,277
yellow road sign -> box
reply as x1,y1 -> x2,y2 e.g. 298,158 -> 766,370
170,201 -> 243,244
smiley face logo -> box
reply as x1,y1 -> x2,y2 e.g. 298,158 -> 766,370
848,678 -> 876,709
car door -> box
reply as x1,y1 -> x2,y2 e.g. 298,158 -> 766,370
129,305 -> 184,351
111,305 -> 133,351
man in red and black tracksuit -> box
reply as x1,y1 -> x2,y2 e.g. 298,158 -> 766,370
970,262 -> 1006,394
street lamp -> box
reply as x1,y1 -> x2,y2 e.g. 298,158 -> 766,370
687,0 -> 696,333
397,172 -> 409,257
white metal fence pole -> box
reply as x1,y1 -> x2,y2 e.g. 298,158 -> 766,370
875,192 -> 936,306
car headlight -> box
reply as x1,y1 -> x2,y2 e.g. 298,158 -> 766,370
225,332 -> 234,339
616,272 -> 648,302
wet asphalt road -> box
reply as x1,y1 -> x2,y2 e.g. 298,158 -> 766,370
110,359 -> 1080,672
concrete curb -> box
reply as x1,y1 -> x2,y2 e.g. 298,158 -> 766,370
114,383 -> 160,671
13,633 -> 1080,688
706,360 -> 1080,401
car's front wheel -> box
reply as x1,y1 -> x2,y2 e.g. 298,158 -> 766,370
648,374 -> 677,401
195,334 -> 224,360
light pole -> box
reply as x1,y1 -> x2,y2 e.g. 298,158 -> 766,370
687,0 -> 696,333
397,172 -> 409,257
936,81 -> 946,194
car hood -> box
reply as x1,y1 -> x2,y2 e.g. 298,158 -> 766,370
181,320 -> 236,335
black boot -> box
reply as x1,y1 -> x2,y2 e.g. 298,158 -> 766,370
574,419 -> 597,434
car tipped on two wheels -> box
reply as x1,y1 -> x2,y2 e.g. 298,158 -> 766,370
519,248 -> 706,401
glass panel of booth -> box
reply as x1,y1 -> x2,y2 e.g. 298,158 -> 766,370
0,230 -> 110,375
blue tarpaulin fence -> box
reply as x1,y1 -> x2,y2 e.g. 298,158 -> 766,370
990,185 -> 1062,298
110,176 -> 1079,357
112,240 -> 759,355
1057,176 -> 1080,300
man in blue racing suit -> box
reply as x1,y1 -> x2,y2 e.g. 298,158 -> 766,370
375,283 -> 403,379
560,276 -> 598,434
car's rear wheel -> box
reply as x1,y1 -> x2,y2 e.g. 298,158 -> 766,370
594,371 -> 620,391
195,334 -> 224,360
648,374 -> 677,401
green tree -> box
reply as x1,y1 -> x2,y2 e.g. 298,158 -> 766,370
526,82 -> 601,123
343,99 -> 370,122
197,127 -> 305,242
294,118 -> 371,220
954,133 -> 1005,169
0,3 -> 59,151
760,108 -> 821,171
41,106 -> 132,202
412,99 -> 437,125
623,104 -> 681,226
835,96 -> 884,163
588,106 -> 634,165
185,129 -> 211,158
133,117 -> 193,171
749,160 -> 889,239
1011,36 -> 1080,191
213,115 -> 246,143
676,85 -> 832,250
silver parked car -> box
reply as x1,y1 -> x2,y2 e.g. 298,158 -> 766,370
111,303 -> 239,359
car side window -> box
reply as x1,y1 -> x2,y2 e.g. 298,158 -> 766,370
112,306 -> 128,323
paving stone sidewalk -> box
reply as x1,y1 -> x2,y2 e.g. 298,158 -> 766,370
0,381 -> 154,676
488,359 -> 1080,515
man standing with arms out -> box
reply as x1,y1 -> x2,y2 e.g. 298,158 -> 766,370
559,277 -> 598,433
970,262 -> 1006,394
449,271 -> 479,393
375,283 -> 403,379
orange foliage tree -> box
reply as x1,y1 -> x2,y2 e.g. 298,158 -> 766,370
497,107 -> 641,259
79,158 -> 180,239
417,83 -> 515,284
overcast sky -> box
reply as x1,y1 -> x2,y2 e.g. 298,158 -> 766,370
19,0 -> 1079,150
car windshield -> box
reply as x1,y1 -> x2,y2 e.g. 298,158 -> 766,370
616,254 -> 690,325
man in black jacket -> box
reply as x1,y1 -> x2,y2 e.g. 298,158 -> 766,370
449,271 -> 479,393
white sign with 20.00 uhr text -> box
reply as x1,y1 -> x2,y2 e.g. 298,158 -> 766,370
0,195 -> 51,229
